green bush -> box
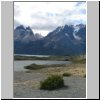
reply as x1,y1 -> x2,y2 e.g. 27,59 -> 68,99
63,73 -> 71,77
24,64 -> 45,70
40,75 -> 64,90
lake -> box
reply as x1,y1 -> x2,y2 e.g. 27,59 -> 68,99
14,54 -> 50,57
14,60 -> 71,71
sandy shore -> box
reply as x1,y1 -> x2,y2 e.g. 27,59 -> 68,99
14,63 -> 86,98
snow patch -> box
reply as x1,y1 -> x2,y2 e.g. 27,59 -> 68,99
73,33 -> 81,40
74,26 -> 80,33
73,26 -> 81,40
65,33 -> 69,37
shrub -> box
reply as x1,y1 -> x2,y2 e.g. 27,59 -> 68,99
63,73 -> 71,77
24,64 -> 45,70
40,75 -> 64,90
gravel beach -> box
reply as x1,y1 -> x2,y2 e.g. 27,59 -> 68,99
14,69 -> 86,98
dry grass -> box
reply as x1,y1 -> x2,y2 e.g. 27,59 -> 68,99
14,80 -> 40,89
14,63 -> 86,90
33,63 -> 86,77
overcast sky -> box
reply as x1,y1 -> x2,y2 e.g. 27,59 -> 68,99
14,2 -> 86,36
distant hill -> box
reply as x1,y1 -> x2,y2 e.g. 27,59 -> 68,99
14,24 -> 86,55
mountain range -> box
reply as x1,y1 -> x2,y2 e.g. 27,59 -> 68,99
14,24 -> 86,55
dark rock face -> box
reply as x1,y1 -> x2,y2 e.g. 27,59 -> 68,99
14,24 -> 86,55
14,25 -> 43,43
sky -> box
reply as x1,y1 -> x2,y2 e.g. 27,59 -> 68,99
14,2 -> 86,36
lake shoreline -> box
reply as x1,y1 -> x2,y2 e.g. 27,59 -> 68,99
14,60 -> 71,71
14,63 -> 86,98
14,55 -> 86,98
14,55 -> 71,61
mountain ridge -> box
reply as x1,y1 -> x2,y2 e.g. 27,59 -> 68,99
14,24 -> 86,55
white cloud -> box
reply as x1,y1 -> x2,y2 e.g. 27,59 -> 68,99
14,2 -> 86,36
33,29 -> 49,36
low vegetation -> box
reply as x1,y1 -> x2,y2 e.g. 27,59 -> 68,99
63,72 -> 72,77
40,75 -> 64,90
24,64 -> 45,70
69,55 -> 86,64
24,63 -> 66,70
15,55 -> 86,65
17,55 -> 86,77
14,55 -> 70,61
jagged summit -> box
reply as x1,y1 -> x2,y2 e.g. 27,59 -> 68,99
14,25 -> 43,43
14,24 -> 86,55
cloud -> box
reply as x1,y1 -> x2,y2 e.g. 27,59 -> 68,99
14,2 -> 86,36
76,2 -> 85,6
14,19 -> 21,29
